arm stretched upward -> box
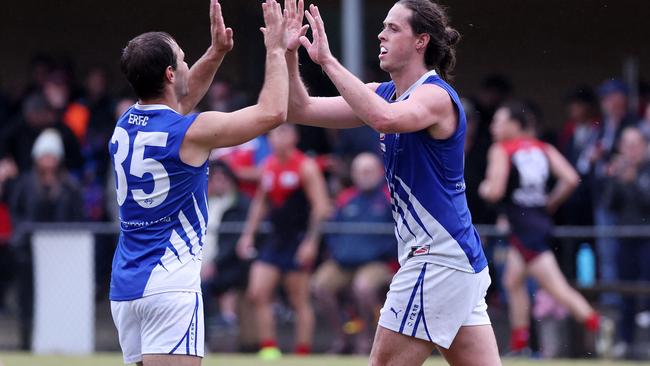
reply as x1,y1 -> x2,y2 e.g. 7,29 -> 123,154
293,3 -> 457,136
180,0 -> 289,167
283,0 -> 374,129
178,0 -> 234,115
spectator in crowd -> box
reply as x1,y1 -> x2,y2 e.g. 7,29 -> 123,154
330,126 -> 380,192
42,71 -> 90,145
479,101 -> 599,354
206,81 -> 270,198
637,103 -> 650,142
558,86 -> 600,161
202,161 -> 252,338
203,79 -> 249,112
556,87 -> 600,227
0,158 -> 18,311
83,73 -> 120,298
603,127 -> 650,359
79,67 -> 117,206
0,93 -> 83,175
466,75 -> 513,225
237,124 -> 330,359
9,128 -> 84,350
15,54 -> 54,104
591,80 -> 636,307
312,152 -> 396,354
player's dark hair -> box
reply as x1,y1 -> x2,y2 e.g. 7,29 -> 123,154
501,100 -> 535,130
120,32 -> 178,100
397,0 -> 460,81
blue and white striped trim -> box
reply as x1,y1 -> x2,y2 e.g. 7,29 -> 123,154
169,293 -> 200,356
398,263 -> 433,342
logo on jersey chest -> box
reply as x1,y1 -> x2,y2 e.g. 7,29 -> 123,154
262,171 -> 300,191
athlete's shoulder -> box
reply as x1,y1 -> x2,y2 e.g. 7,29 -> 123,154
116,105 -> 136,123
412,82 -> 455,102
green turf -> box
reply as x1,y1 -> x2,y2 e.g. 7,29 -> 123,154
0,353 -> 646,366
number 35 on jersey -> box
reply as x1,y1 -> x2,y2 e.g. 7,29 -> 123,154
111,127 -> 170,208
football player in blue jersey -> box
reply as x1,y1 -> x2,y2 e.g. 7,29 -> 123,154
108,1 -> 289,365
283,0 -> 501,365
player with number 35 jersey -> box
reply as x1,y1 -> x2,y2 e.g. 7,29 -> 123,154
108,1 -> 289,365
110,104 -> 208,301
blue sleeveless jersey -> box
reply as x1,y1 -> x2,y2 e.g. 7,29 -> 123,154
108,103 -> 208,301
375,71 -> 487,273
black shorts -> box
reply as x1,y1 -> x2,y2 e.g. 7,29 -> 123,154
257,233 -> 305,273
509,231 -> 550,263
209,263 -> 249,295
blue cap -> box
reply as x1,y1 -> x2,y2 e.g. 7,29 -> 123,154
598,79 -> 629,97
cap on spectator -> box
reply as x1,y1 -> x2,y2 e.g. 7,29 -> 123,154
32,128 -> 65,160
598,79 -> 629,98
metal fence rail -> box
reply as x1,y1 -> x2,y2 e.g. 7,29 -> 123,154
12,221 -> 650,238
14,221 -> 650,296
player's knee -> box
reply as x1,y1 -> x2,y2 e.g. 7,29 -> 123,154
288,292 -> 312,312
368,349 -> 392,366
352,278 -> 377,301
246,287 -> 269,305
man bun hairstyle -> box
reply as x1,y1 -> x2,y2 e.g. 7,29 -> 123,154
120,32 -> 178,100
398,0 -> 460,80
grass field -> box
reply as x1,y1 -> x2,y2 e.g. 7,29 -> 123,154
0,353 -> 646,366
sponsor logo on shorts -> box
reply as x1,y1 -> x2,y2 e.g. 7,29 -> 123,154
390,307 -> 403,319
407,303 -> 420,327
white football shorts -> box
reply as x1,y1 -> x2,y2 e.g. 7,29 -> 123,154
378,260 -> 491,349
111,291 -> 204,364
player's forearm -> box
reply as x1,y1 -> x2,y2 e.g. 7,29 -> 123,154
257,49 -> 289,124
321,57 -> 389,131
286,50 -> 312,122
479,180 -> 504,204
179,47 -> 227,114
304,208 -> 327,242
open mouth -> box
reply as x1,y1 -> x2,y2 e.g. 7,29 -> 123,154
379,46 -> 388,57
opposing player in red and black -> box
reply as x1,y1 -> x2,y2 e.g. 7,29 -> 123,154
479,101 -> 599,353
237,124 -> 330,358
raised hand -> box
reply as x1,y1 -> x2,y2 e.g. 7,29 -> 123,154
261,0 -> 288,52
209,0 -> 234,53
284,0 -> 309,52
299,4 -> 334,65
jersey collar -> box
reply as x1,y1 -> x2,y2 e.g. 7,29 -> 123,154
395,69 -> 438,102
133,103 -> 179,114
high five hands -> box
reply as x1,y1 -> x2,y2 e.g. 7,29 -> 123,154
280,0 -> 334,66
298,4 -> 335,66
261,0 -> 288,52
209,0 -> 234,54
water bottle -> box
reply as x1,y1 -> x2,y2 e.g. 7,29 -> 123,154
576,243 -> 596,287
